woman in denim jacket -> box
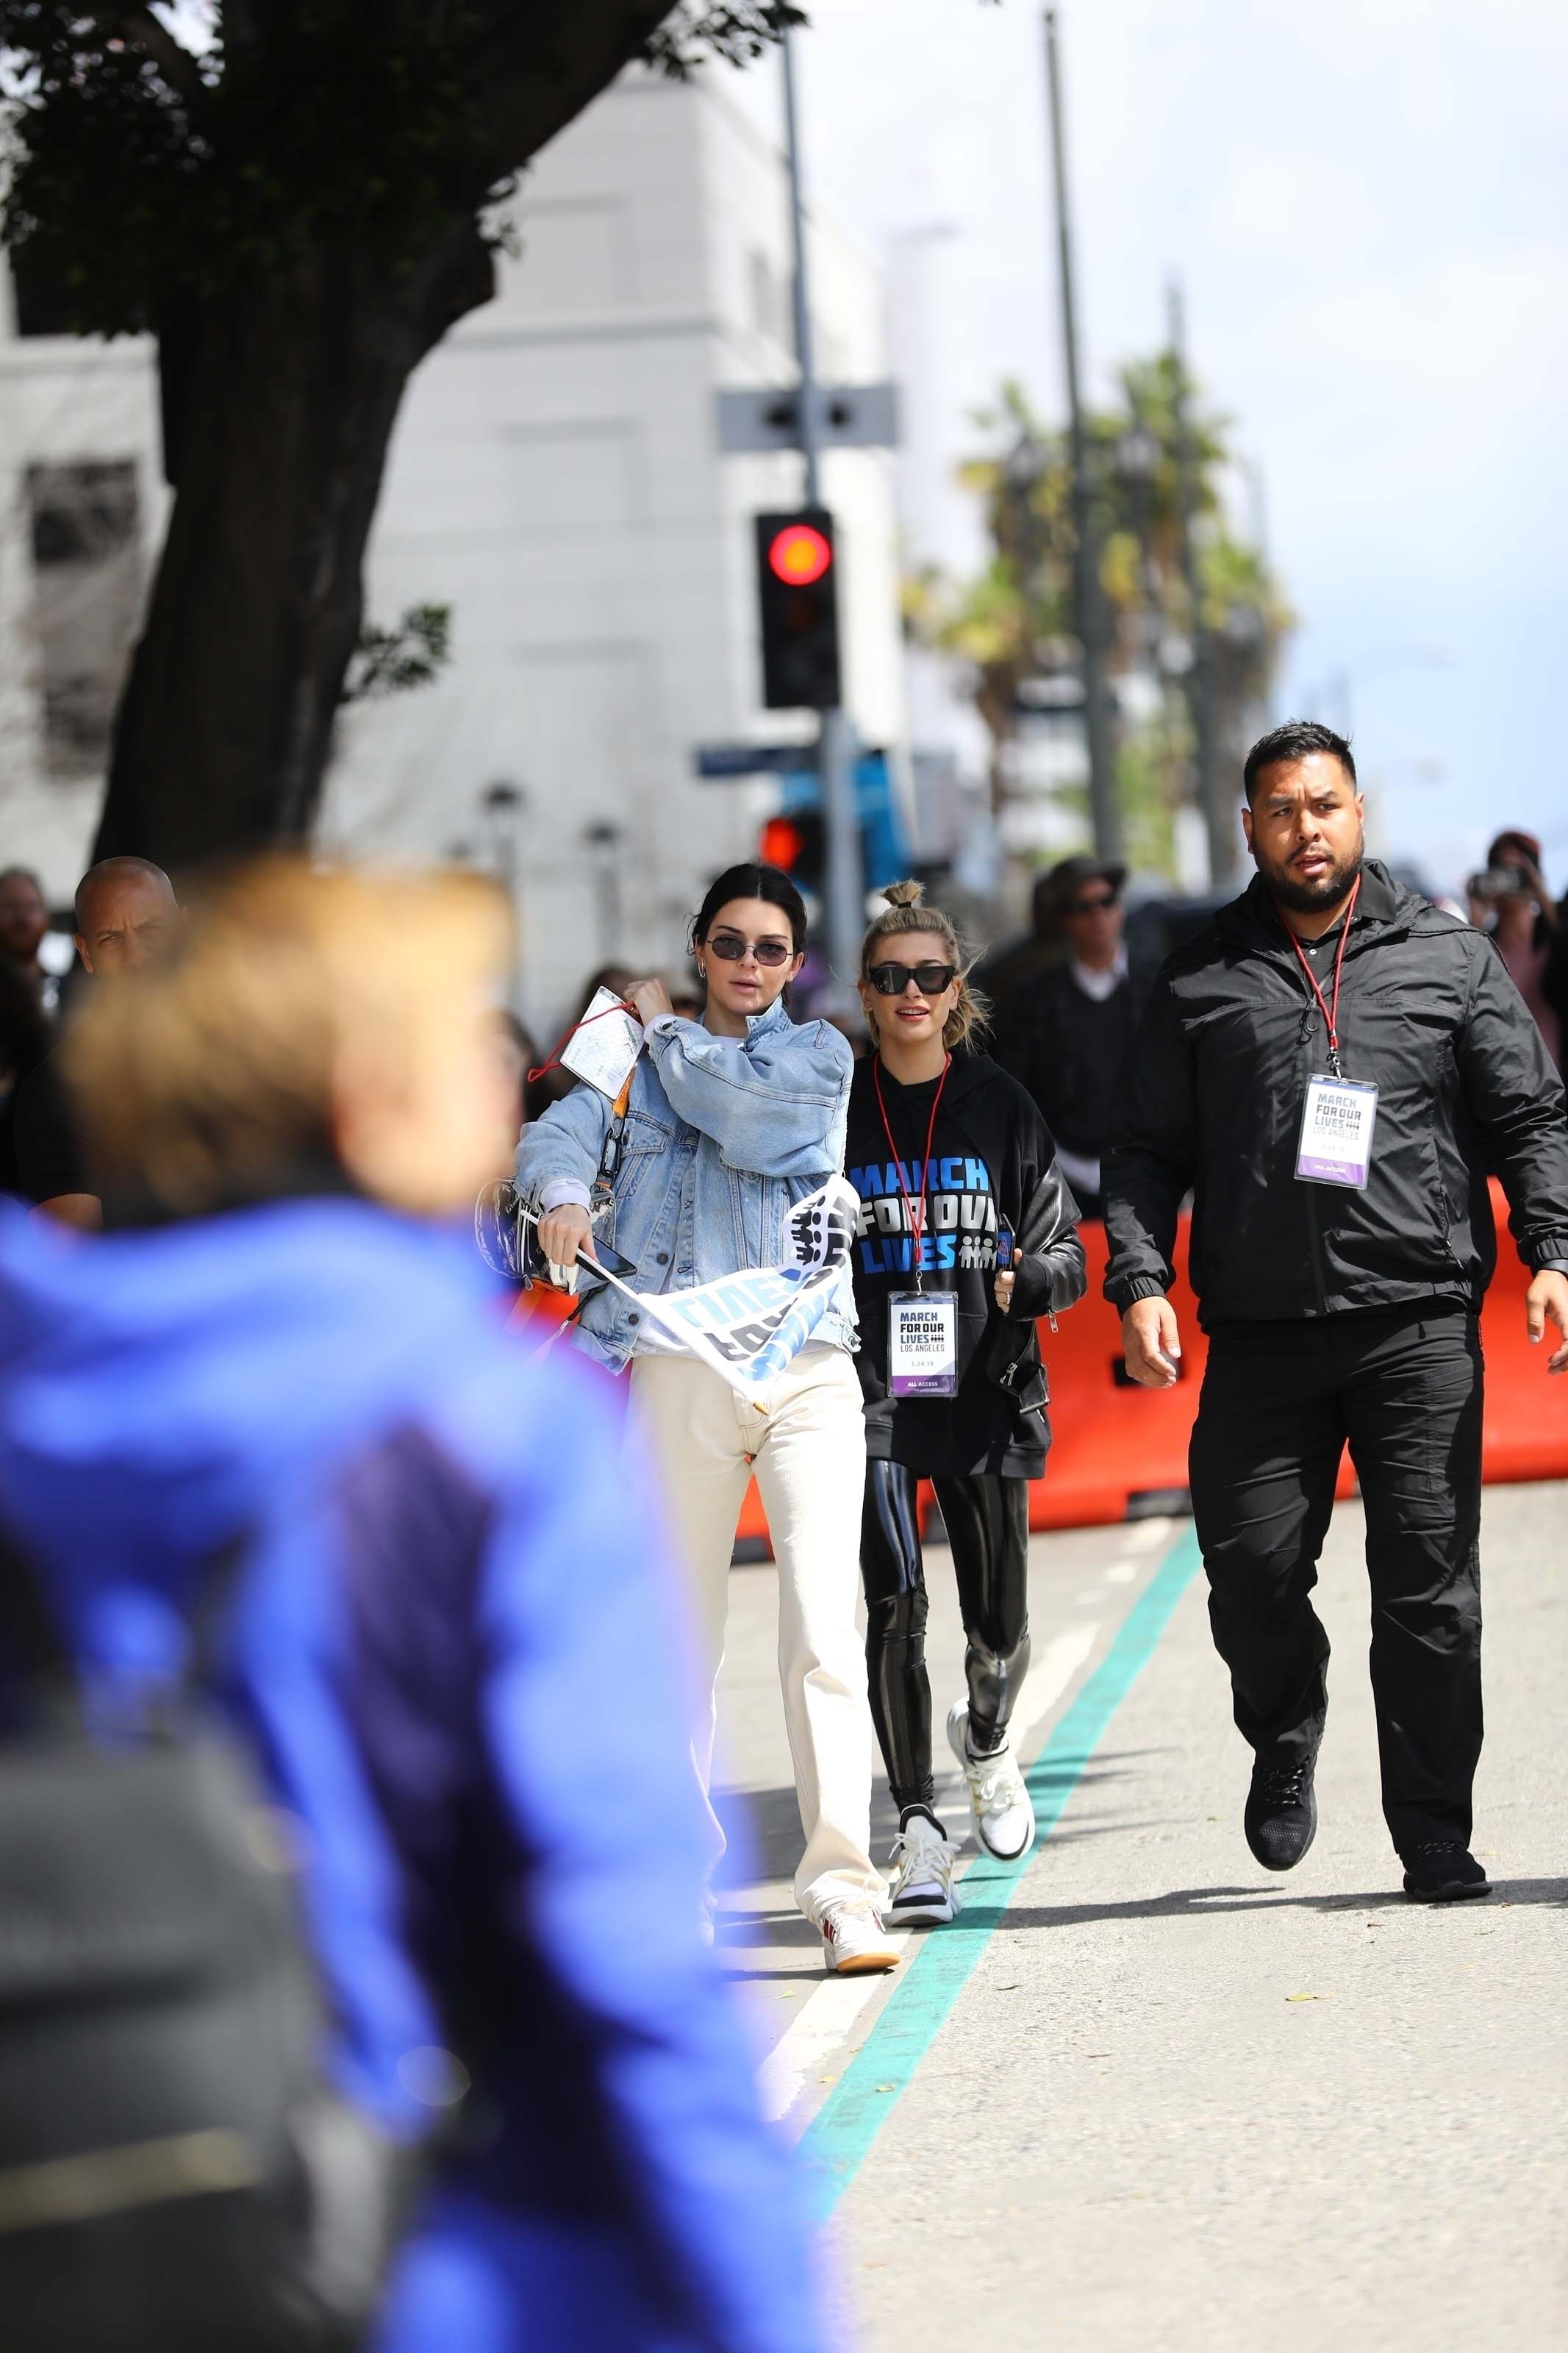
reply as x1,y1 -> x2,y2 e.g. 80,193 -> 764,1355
516,865 -> 895,1974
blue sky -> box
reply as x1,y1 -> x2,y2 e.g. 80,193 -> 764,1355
738,0 -> 1568,895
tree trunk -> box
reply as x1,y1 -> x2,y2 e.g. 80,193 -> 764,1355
95,224 -> 493,871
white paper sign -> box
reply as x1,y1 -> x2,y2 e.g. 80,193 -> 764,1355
613,1176 -> 861,1397
561,987 -> 642,1101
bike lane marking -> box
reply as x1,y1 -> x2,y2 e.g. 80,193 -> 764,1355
757,1617 -> 1102,2125
798,1522 -> 1203,2216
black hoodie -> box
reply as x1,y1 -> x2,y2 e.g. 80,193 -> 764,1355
846,1048 -> 1086,1477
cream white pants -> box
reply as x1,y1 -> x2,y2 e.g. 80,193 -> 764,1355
629,1343 -> 884,1923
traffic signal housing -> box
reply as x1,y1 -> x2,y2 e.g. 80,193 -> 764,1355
758,805 -> 826,895
755,510 -> 842,711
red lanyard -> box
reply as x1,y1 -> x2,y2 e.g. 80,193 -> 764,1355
1282,876 -> 1361,1079
873,1054 -> 951,1291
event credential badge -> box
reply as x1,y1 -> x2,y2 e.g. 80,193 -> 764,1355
1296,1074 -> 1378,1189
888,1293 -> 958,1399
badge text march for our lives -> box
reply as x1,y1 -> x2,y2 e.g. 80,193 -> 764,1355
848,1152 -> 1001,1276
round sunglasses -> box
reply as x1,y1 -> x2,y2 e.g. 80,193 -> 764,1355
706,931 -> 795,967
865,960 -> 959,997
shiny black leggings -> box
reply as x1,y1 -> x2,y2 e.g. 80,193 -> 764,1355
859,1462 -> 1031,1817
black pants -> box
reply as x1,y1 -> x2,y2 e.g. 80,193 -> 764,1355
1189,1303 -> 1483,1857
860,1462 -> 1031,1818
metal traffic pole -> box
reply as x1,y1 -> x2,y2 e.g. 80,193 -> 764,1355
781,21 -> 862,1005
1167,278 -> 1232,882
1042,8 -> 1121,861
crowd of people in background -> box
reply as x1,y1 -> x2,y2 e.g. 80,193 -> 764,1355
6,824 -> 1567,1209
1464,829 -> 1567,1073
489,832 -> 1568,1180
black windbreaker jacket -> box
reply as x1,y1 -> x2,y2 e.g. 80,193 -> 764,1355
1103,860 -> 1568,1328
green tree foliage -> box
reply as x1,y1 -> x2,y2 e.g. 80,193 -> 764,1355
342,602 -> 453,704
907,364 -> 1292,878
0,4 -> 803,333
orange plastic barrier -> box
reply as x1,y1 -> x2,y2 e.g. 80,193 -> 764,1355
1471,1178 -> 1568,1484
1029,1214 -> 1214,1529
1031,1181 -> 1566,1528
529,1182 -> 1568,1554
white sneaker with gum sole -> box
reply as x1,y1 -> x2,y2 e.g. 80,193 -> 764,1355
818,1901 -> 900,1974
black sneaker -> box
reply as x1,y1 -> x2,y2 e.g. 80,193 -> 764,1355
1244,1754 -> 1318,1871
1400,1842 -> 1491,1902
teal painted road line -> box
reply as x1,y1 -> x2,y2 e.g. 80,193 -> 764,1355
800,1522 -> 1203,2217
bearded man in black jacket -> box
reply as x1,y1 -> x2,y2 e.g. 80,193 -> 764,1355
1103,720 -> 1568,1903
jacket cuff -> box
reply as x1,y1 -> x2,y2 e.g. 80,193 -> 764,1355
537,1176 -> 593,1214
1103,1272 -> 1168,1314
1527,1235 -> 1568,1272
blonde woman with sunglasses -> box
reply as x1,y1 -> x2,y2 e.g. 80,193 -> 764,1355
848,882 -> 1087,1924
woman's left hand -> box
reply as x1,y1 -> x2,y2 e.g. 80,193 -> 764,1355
628,977 -> 674,1028
993,1270 -> 1015,1315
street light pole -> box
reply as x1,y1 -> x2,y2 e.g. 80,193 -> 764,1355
781,24 -> 860,1004
1043,7 -> 1120,861
1167,279 -> 1233,882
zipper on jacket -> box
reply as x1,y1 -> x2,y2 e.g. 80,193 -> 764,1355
1303,1178 -> 1329,1315
1297,1006 -> 1329,1314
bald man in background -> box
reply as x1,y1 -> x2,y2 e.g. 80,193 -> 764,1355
12,857 -> 182,1227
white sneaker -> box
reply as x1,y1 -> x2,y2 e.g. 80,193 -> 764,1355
887,1814 -> 962,1925
947,1702 -> 1037,1861
818,1901 -> 900,1975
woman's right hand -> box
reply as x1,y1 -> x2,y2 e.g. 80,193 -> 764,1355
537,1202 -> 595,1284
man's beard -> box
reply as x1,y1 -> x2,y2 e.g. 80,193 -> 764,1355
1264,841 -> 1364,915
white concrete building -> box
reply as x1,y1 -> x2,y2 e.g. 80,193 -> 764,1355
0,64 -> 906,1026
323,64 -> 905,1031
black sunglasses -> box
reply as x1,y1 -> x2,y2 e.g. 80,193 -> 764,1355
707,931 -> 795,967
866,960 -> 958,997
1069,891 -> 1118,915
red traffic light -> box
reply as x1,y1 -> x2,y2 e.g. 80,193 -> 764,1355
766,522 -> 832,587
759,815 -> 806,868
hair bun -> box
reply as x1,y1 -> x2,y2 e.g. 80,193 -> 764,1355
882,879 -> 925,910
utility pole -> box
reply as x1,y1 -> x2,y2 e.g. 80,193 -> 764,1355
1043,8 -> 1120,862
781,24 -> 860,1004
1167,279 -> 1233,882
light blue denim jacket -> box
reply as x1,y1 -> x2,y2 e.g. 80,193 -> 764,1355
514,997 -> 859,1374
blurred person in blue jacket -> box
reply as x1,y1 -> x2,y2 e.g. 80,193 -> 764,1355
0,861 -> 828,2353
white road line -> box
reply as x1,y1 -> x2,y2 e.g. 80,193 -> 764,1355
1104,1521 -> 1178,1584
1120,1515 -> 1175,1554
757,1617 -> 1106,2126
758,1939 -> 911,2122
1008,1618 -> 1102,1745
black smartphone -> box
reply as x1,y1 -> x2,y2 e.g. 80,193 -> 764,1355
585,1237 -> 637,1281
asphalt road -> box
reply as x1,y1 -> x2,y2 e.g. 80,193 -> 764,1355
712,1479 -> 1567,2352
